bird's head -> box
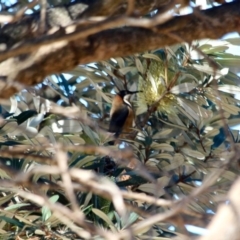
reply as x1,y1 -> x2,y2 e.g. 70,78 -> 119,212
117,90 -> 142,107
118,90 -> 141,98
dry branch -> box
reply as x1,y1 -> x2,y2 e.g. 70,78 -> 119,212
198,177 -> 240,240
0,1 -> 239,98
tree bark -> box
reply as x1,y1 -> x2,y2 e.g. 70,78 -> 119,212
0,1 -> 240,98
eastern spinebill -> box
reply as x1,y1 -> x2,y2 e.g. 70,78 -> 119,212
109,90 -> 140,138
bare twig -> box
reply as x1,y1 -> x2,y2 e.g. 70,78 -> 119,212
0,0 -> 39,24
0,183 -> 116,240
39,0 -> 47,33
9,143 -> 156,183
55,147 -> 82,214
198,177 -> 240,240
126,0 -> 135,15
121,191 -> 173,207
120,168 -> 224,238
0,11 -> 174,62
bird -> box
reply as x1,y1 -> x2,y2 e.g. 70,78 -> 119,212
109,90 -> 139,138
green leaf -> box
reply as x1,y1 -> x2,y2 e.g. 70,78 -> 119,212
225,37 -> 240,46
181,148 -> 205,160
0,193 -> 15,205
4,203 -> 30,211
218,85 -> 240,95
151,143 -> 174,152
92,208 -> 117,231
142,53 -> 161,62
170,82 -> 197,94
216,57 -> 240,67
42,195 -> 59,222
0,216 -> 24,228
122,212 -> 139,229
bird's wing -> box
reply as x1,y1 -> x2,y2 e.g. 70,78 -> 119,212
109,106 -> 129,137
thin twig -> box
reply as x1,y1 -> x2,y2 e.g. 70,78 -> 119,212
39,0 -> 47,33
0,12 -> 173,62
126,0 -> 135,15
55,147 -> 82,214
0,0 -> 39,24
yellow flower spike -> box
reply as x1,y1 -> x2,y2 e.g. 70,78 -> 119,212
138,60 -> 177,113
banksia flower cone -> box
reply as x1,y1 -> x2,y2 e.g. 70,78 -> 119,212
138,60 -> 176,114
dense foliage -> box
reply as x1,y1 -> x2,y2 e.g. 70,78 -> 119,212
0,0 -> 240,239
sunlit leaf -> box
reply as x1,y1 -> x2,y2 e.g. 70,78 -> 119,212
181,148 -> 205,160
42,195 -> 59,222
92,208 -> 117,231
170,82 -> 197,94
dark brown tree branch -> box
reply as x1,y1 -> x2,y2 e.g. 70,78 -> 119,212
0,1 -> 240,98
0,0 -> 173,44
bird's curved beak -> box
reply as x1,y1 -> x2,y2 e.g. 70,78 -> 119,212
127,90 -> 142,94
123,90 -> 142,106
